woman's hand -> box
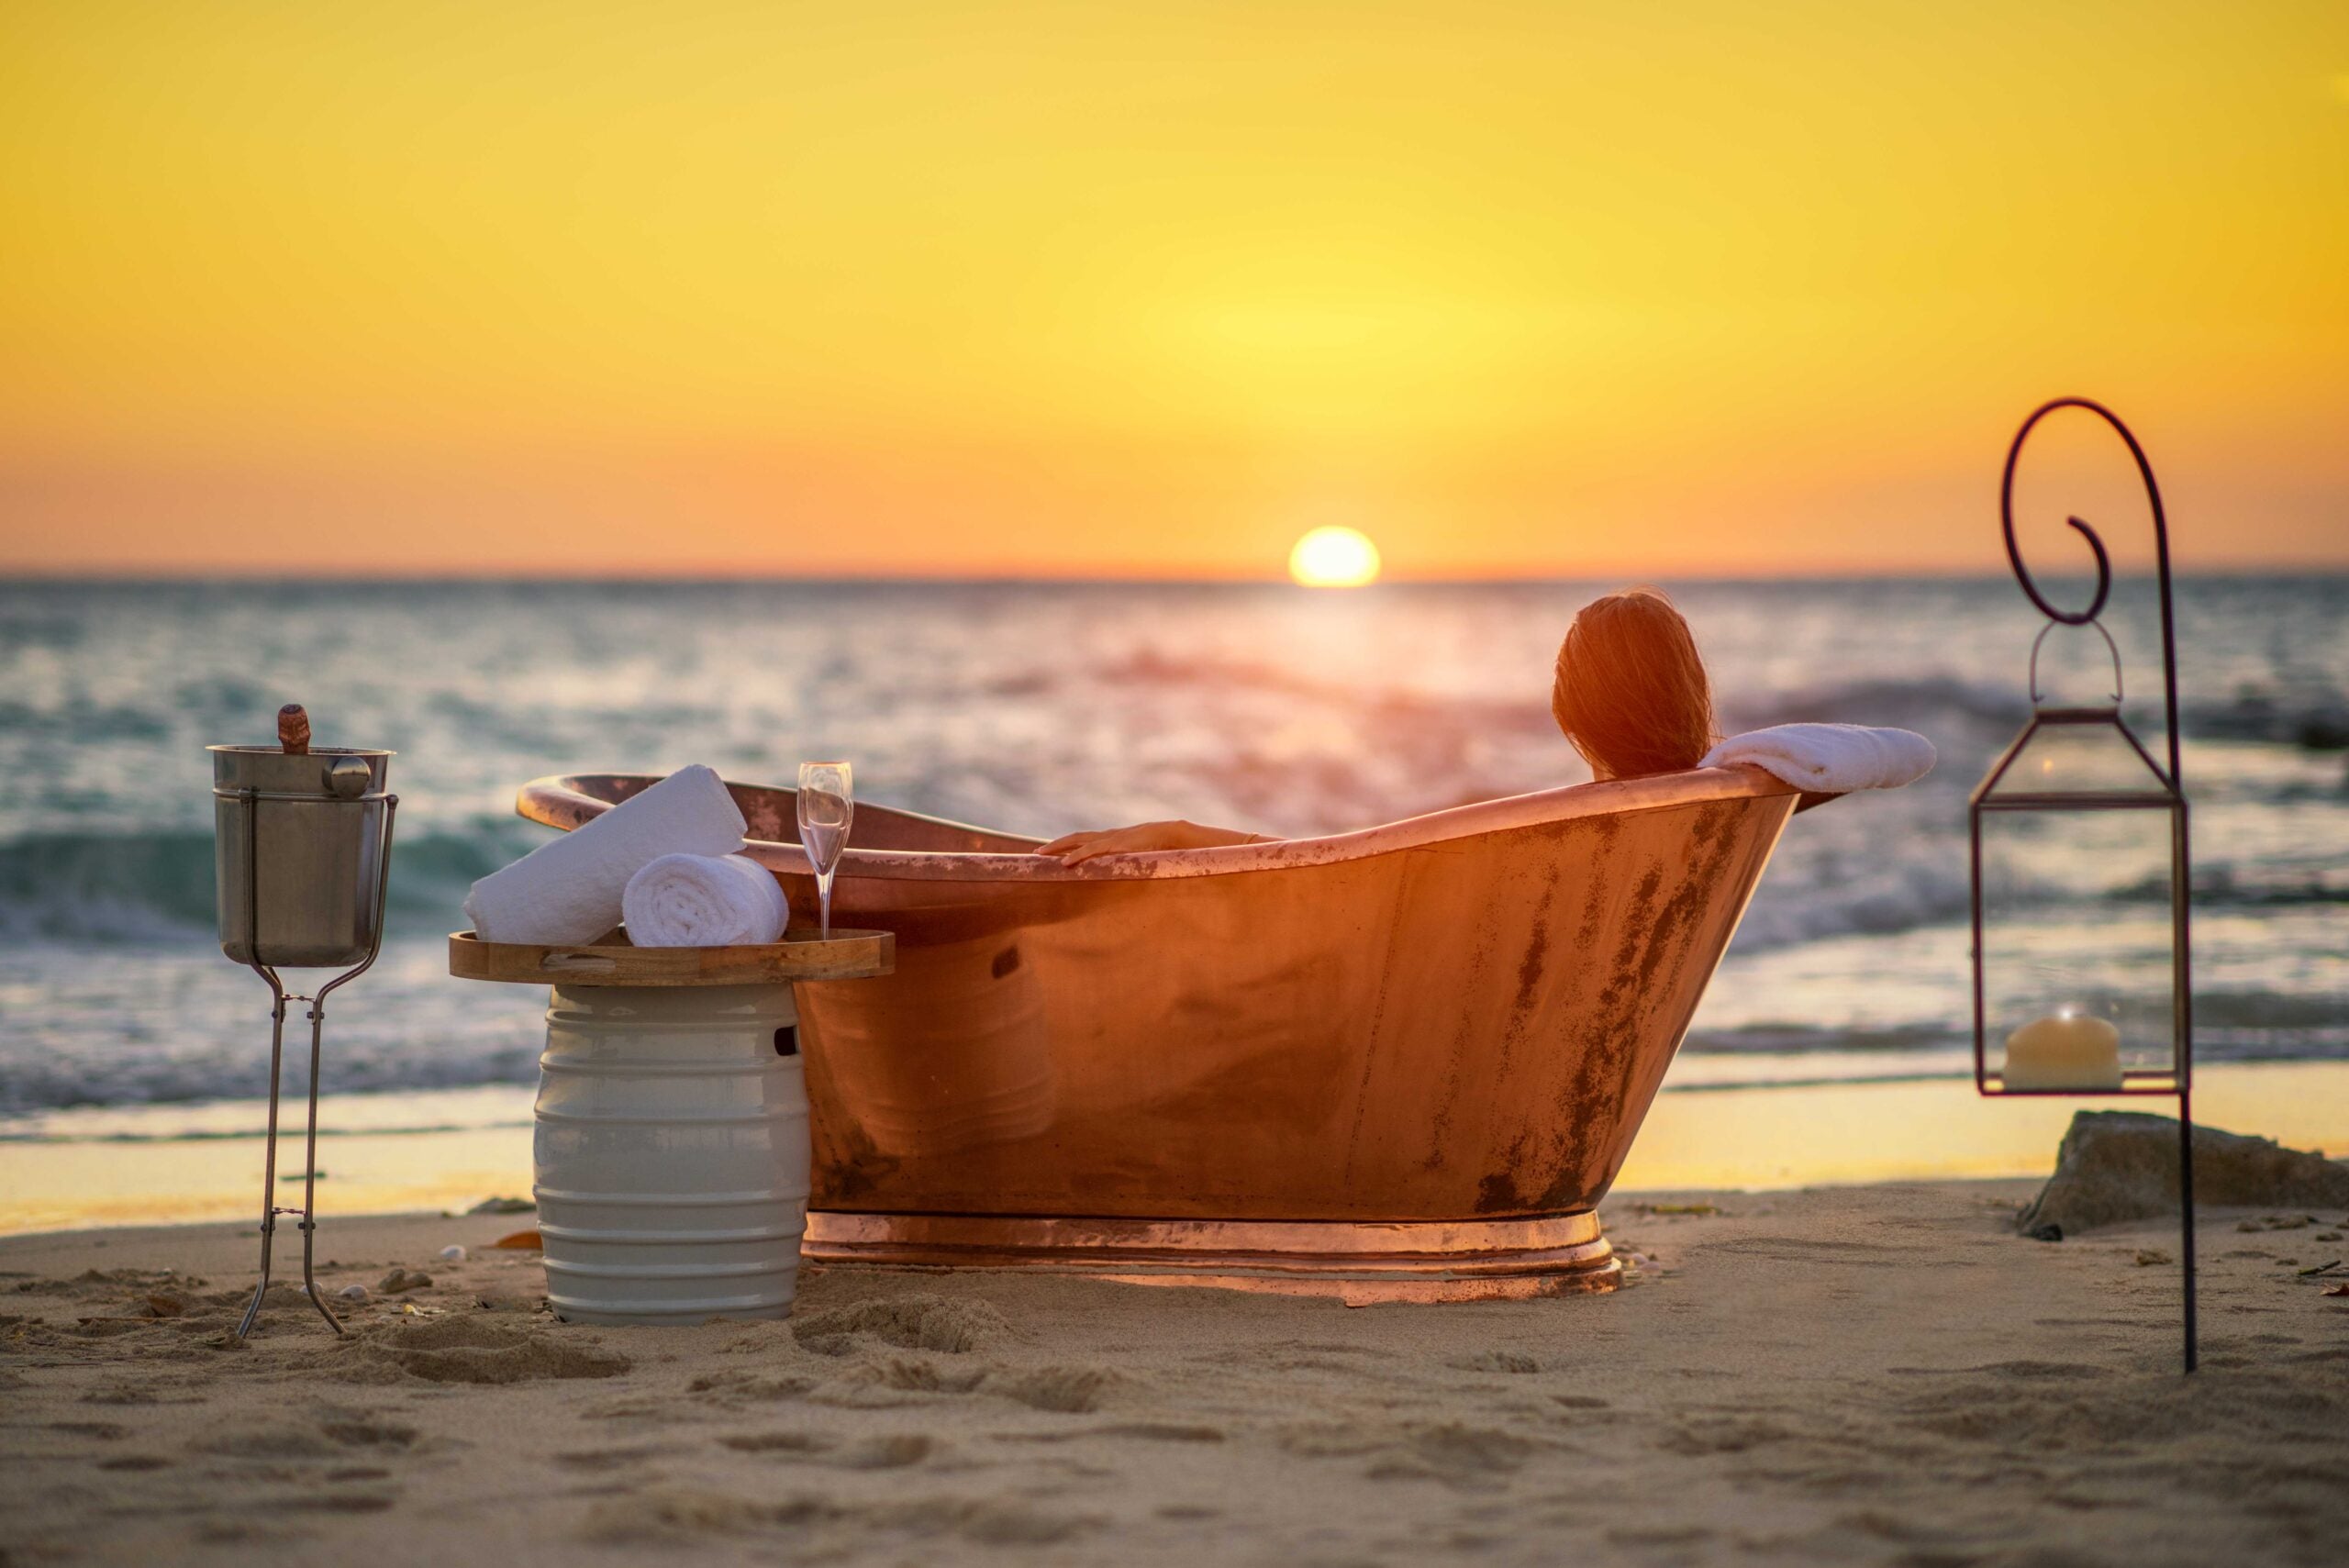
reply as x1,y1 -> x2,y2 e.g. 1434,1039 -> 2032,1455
1034,820 -> 1263,863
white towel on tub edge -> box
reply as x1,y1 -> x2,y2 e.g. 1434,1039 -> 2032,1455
462,764 -> 745,945
1700,724 -> 1937,793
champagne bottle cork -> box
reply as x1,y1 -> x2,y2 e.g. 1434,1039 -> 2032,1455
278,704 -> 311,756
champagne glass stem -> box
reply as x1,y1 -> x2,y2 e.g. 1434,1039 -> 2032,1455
818,871 -> 834,941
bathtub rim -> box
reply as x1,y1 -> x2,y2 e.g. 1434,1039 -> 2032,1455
518,764 -> 1801,884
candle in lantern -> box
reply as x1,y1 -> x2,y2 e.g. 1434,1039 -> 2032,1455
2002,1009 -> 2123,1090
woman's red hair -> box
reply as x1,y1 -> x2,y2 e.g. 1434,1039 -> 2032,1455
1550,587 -> 1718,779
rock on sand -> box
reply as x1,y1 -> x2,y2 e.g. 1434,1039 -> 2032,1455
2018,1109 -> 2349,1238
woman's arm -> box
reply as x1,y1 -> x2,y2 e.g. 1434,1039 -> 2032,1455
1034,819 -> 1269,863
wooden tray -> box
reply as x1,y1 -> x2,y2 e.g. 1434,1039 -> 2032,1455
448,928 -> 893,986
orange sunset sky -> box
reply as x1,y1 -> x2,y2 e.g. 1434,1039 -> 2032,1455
2,1 -> 2345,579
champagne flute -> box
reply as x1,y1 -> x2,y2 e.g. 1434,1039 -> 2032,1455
796,762 -> 853,940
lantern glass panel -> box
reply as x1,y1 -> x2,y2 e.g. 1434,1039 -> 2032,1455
1979,717 -> 2171,801
1977,801 -> 2182,1088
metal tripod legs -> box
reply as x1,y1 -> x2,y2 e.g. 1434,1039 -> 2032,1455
237,984 -> 343,1339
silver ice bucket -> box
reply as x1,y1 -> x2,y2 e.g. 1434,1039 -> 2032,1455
211,745 -> 395,968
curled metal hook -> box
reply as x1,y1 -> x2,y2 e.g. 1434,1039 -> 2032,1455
1998,397 -> 2165,627
1998,395 -> 2182,785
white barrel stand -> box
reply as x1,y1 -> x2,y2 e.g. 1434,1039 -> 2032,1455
537,982 -> 807,1325
450,930 -> 893,1327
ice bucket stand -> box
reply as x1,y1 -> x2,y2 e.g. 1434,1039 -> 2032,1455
209,740 -> 397,1338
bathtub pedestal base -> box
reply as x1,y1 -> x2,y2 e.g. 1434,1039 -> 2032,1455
801,1211 -> 1619,1305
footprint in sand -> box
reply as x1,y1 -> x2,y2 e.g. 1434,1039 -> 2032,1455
555,1445 -> 673,1473
190,1411 -> 423,1462
687,1369 -> 818,1403
579,1487 -> 1097,1549
829,1434 -> 935,1470
316,1418 -> 419,1450
191,1420 -> 336,1461
789,1293 -> 1013,1355
718,1431 -> 829,1455
1155,1504 -> 1221,1520
986,1364 -> 1119,1414
1365,1423 -> 1540,1490
1657,1414 -> 1813,1457
280,1493 -> 397,1516
1275,1421 -> 1388,1459
295,1316 -> 630,1386
1448,1350 -> 1542,1374
800,1351 -> 1119,1414
805,1354 -> 988,1409
997,1421 -> 1224,1445
1278,1418 -> 1539,1489
719,1431 -> 936,1469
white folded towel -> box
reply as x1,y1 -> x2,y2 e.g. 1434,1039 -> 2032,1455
463,764 -> 746,945
623,853 -> 790,948
1700,724 -> 1937,793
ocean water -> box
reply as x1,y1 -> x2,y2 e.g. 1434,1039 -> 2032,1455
0,576 -> 2343,1164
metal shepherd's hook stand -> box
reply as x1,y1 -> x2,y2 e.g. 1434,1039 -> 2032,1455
1998,396 -> 2195,1373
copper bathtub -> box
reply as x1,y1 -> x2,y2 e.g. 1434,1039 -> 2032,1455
517,767 -> 1802,1302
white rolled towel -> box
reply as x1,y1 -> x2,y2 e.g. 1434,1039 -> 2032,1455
623,853 -> 790,947
1700,723 -> 1937,793
463,764 -> 746,945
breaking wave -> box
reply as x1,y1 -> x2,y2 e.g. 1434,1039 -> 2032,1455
0,819 -> 545,944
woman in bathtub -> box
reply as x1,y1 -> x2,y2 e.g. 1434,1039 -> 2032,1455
1036,587 -> 1718,863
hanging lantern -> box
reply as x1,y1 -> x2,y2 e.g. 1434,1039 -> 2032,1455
1971,627 -> 2188,1096
1970,396 -> 2196,1373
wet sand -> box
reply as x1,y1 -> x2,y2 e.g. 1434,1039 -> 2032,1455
3,1181 -> 2344,1567
7,1062 -> 2345,1238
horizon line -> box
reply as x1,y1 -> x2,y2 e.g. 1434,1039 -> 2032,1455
5,564 -> 2345,588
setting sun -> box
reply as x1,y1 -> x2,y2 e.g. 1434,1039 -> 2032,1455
1288,526 -> 1382,588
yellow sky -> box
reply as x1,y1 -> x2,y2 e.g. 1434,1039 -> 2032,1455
2,1 -> 2344,577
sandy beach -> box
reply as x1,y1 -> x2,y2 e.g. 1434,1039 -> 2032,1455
7,2 -> 2346,1562
5,1181 -> 2343,1568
